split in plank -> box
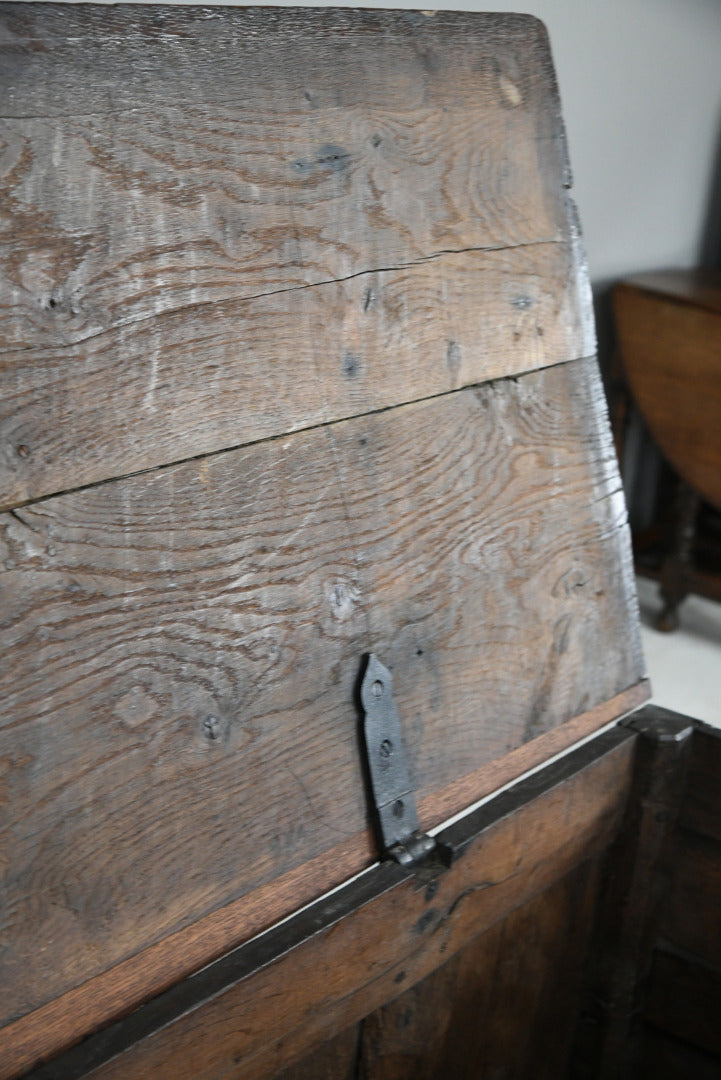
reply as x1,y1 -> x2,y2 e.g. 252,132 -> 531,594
0,358 -> 646,1030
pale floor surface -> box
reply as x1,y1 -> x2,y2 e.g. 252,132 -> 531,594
636,575 -> 721,728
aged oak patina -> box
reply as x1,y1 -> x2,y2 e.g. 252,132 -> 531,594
0,7 -> 678,1078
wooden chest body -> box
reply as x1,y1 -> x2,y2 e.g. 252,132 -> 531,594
5,8 -> 716,1079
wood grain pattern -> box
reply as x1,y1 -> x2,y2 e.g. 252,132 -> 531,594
29,727 -> 635,1080
0,683 -> 646,1080
356,861 -> 599,1080
0,97 -> 568,353
0,11 -> 644,1074
0,6 -> 590,506
0,357 -> 645,1030
0,243 -> 591,509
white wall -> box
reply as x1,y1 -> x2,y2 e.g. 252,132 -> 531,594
502,0 -> 721,284
48,0 -> 721,286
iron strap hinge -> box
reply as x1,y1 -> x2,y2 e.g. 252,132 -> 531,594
359,654 -> 436,868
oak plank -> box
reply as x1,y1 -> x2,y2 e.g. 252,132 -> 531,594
0,8 -> 570,129
0,7 -> 570,331
0,96 -> 568,354
0,358 -> 646,1030
0,243 -> 591,509
0,5 -> 591,505
20,727 -> 636,1080
357,860 -> 599,1080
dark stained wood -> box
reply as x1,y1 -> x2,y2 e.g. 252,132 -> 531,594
0,6 -> 592,507
571,706 -> 695,1080
629,721 -> 721,1077
0,358 -> 647,1032
661,831 -> 721,972
645,948 -> 721,1060
613,278 -> 721,511
623,269 -> 721,317
641,1029 -> 721,1080
357,944 -> 462,1080
657,730 -> 721,973
357,861 -> 600,1080
655,478 -> 701,632
677,724 -> 721,845
12,726 -> 635,1080
271,1026 -> 360,1080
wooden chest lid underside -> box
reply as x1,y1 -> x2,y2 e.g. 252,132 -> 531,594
0,5 -> 648,1067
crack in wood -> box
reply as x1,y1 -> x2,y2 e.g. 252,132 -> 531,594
0,237 -> 564,359
0,352 -> 596,515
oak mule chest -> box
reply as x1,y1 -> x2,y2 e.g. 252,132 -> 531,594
1,7 -> 718,1079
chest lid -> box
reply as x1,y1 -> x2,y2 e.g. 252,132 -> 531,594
0,5 -> 648,1068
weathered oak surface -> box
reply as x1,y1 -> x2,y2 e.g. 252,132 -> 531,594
0,5 -> 593,506
0,686 -> 644,1080
0,358 -> 645,1030
0,7 -> 647,1073
0,244 -> 589,509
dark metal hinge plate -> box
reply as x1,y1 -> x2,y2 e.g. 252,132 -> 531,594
359,653 -> 436,867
